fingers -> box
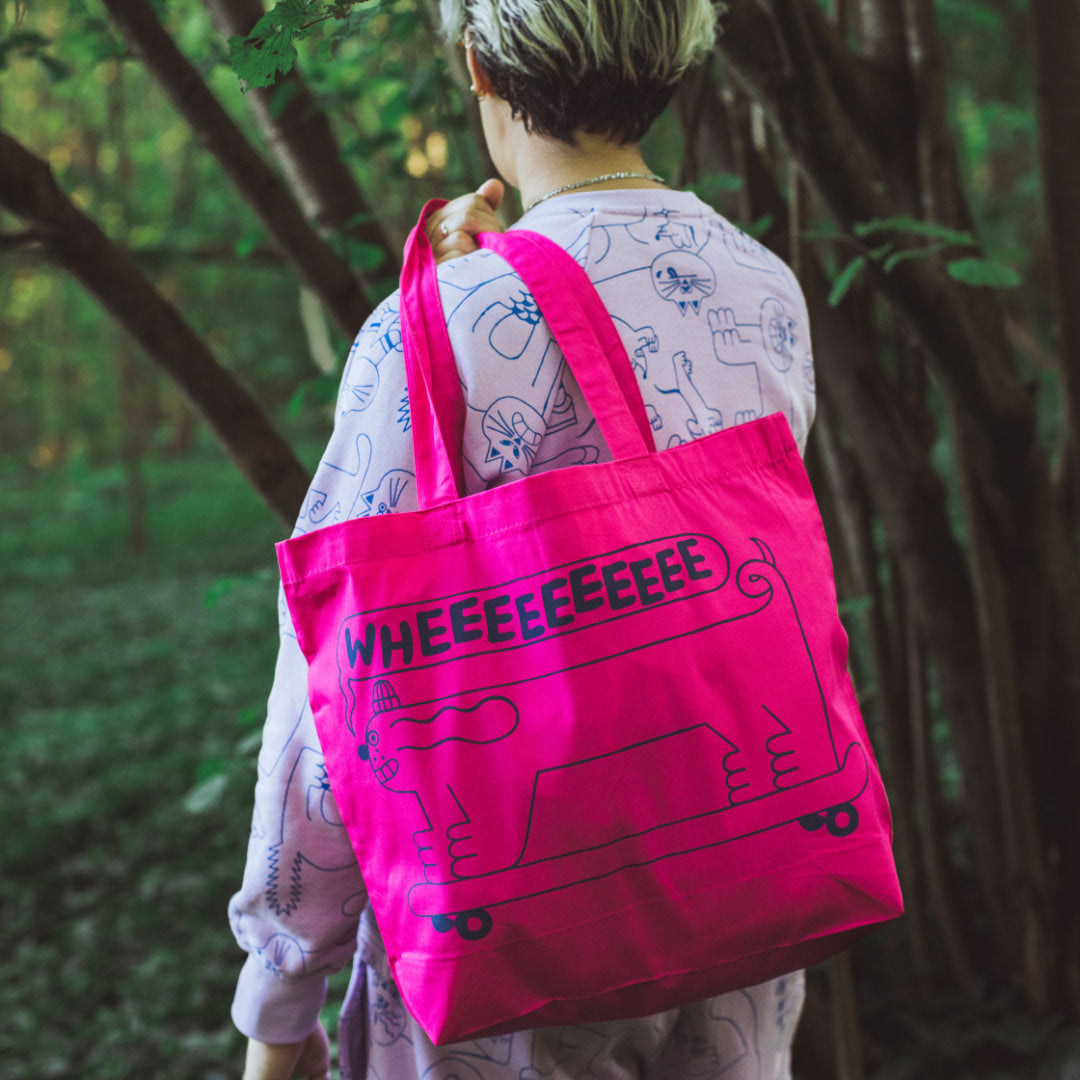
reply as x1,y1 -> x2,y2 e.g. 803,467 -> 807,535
425,180 -> 507,264
475,177 -> 505,211
241,1024 -> 329,1080
431,225 -> 482,264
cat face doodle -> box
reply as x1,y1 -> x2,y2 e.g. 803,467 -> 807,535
760,297 -> 797,372
651,252 -> 716,315
482,398 -> 545,473
361,469 -> 413,516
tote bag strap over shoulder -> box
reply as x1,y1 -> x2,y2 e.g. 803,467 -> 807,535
400,201 -> 655,509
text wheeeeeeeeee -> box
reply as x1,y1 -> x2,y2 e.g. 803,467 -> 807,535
342,536 -> 719,673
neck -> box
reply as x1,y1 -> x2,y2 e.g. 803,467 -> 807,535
508,129 -> 663,211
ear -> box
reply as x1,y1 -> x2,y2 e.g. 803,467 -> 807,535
465,43 -> 495,97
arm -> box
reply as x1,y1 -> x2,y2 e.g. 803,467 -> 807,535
229,619 -> 365,1074
229,299 -> 412,1069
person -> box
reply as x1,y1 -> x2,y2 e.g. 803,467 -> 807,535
229,1 -> 817,1077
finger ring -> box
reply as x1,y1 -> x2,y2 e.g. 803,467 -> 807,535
440,223 -> 449,236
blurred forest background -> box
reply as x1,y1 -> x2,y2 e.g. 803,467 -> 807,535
2,0 -> 1079,1077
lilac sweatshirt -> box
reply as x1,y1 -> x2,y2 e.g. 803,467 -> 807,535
229,190 -> 815,1080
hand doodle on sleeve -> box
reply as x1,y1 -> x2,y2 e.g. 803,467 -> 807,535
659,351 -> 723,438
707,308 -> 764,425
610,314 -> 660,379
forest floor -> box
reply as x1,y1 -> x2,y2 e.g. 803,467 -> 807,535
0,451 -> 1064,1080
0,450 -> 349,1079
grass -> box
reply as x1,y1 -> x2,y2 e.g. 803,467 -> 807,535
0,450 -> 305,1079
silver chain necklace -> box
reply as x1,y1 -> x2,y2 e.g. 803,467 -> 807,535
523,170 -> 665,213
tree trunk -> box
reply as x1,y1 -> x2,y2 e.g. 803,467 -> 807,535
116,337 -> 150,555
1032,0 -> 1080,995
718,0 -> 1080,1010
0,130 -> 310,529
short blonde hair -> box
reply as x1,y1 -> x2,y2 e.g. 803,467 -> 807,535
440,0 -> 721,144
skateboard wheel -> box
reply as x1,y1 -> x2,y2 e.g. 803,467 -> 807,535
825,803 -> 858,837
431,914 -> 456,933
798,812 -> 828,832
455,908 -> 493,941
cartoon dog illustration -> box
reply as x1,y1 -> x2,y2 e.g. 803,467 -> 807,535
359,683 -> 524,882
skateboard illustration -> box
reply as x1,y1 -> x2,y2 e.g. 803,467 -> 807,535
348,537 -> 867,941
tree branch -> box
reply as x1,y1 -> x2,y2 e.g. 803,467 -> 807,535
0,228 -> 46,250
100,0 -> 371,340
0,129 -> 311,529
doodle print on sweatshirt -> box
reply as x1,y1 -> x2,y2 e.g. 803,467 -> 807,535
651,250 -> 717,315
576,208 -> 808,447
521,1023 -> 648,1080
340,297 -> 403,417
656,992 -> 761,1080
263,746 -> 355,918
705,307 -> 765,426
299,433 -> 375,527
360,469 -> 415,517
715,218 -> 781,277
441,265 -> 604,482
658,349 -> 724,444
556,204 -> 656,265
610,313 -> 660,379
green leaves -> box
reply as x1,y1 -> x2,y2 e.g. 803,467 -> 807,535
824,215 -> 1020,306
226,0 -> 384,89
854,214 -> 976,247
226,0 -> 307,89
946,258 -> 1023,288
689,171 -> 744,207
828,255 -> 868,307
0,28 -> 73,80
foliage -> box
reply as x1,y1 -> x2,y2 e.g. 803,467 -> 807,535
824,215 -> 1020,307
0,453 -> 285,1078
226,0 -> 385,88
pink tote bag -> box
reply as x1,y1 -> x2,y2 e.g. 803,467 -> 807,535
279,203 -> 903,1045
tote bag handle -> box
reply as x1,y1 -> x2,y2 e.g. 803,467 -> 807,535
401,201 -> 655,509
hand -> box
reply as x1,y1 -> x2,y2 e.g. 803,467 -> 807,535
426,179 -> 505,264
242,1022 -> 330,1080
